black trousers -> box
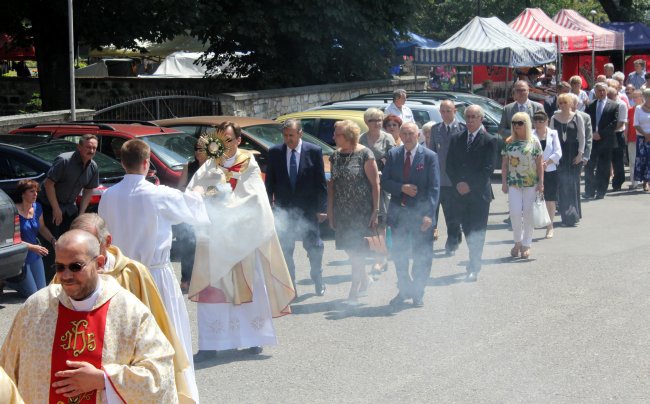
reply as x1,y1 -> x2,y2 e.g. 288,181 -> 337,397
278,215 -> 324,289
41,204 -> 77,281
611,132 -> 626,190
175,223 -> 196,283
455,195 -> 490,273
434,186 -> 462,252
585,144 -> 614,197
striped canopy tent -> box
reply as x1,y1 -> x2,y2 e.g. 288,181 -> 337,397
509,8 -> 594,53
414,16 -> 556,67
553,9 -> 624,51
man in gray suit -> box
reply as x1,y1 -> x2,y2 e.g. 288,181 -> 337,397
499,80 -> 544,137
427,100 -> 466,256
570,93 -> 593,164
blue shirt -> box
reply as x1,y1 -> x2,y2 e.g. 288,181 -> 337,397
20,202 -> 42,264
627,71 -> 646,89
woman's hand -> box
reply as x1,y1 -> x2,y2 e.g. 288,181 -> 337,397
501,183 -> 508,194
573,152 -> 583,165
369,211 -> 379,229
27,243 -> 49,256
536,183 -> 544,193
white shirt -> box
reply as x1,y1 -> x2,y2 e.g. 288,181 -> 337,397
533,129 -> 562,172
613,98 -> 628,132
285,139 -> 302,174
98,174 -> 209,268
634,105 -> 650,133
386,102 -> 415,123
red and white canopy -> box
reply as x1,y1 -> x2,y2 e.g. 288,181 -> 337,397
553,9 -> 624,51
509,8 -> 593,53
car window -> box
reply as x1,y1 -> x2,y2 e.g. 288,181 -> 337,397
168,125 -> 202,137
298,119 -> 318,139
317,119 -> 337,144
0,156 -> 40,179
140,133 -> 196,170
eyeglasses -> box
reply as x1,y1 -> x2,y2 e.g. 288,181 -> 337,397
511,121 -> 525,126
52,256 -> 98,273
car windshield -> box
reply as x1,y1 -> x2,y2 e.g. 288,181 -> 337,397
139,133 -> 196,170
460,96 -> 503,122
241,124 -> 335,156
27,142 -> 125,177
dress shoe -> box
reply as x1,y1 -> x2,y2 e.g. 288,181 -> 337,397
582,193 -> 594,199
193,350 -> 217,363
180,281 -> 190,294
445,249 -> 456,257
465,272 -> 478,283
247,346 -> 263,354
412,297 -> 424,307
594,194 -> 605,200
314,282 -> 326,296
389,294 -> 408,307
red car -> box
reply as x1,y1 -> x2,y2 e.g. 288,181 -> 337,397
9,121 -> 196,187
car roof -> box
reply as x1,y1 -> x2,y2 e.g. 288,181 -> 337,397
11,122 -> 183,137
276,110 -> 366,121
153,116 -> 278,127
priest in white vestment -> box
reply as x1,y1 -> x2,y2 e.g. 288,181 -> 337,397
0,230 -> 178,403
187,121 -> 295,362
98,139 -> 208,402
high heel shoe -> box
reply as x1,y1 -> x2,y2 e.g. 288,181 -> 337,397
545,227 -> 554,239
520,246 -> 530,259
510,243 -> 521,258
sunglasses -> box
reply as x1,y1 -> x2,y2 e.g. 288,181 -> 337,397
511,121 -> 526,126
52,256 -> 97,273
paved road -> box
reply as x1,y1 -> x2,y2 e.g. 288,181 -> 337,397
2,181 -> 650,403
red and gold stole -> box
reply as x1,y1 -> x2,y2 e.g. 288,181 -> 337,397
49,300 -> 111,404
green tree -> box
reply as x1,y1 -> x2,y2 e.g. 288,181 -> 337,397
191,0 -> 421,87
1,0 -> 195,111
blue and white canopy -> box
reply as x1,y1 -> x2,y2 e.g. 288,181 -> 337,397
415,16 -> 557,67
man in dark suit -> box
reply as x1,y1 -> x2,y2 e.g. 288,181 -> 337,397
428,100 -> 466,256
584,83 -> 624,199
447,105 -> 498,282
381,122 -> 440,307
499,80 -> 544,137
265,119 -> 328,296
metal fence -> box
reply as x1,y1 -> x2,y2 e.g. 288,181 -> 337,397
94,92 -> 221,120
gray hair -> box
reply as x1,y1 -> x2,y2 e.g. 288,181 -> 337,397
568,92 -> 579,106
421,121 -> 435,133
642,88 -> 650,101
71,213 -> 109,245
604,63 -> 614,71
392,89 -> 407,101
594,82 -> 609,91
464,104 -> 485,119
280,119 -> 302,132
363,107 -> 384,122
612,71 -> 625,82
79,134 -> 98,145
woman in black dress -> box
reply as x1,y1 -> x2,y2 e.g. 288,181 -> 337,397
550,93 -> 585,227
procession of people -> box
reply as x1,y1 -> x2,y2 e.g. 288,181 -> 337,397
1,57 -> 649,401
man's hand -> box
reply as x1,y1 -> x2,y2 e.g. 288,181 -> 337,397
420,216 -> 433,232
501,183 -> 508,194
192,185 -> 205,195
456,182 -> 471,195
52,206 -> 63,226
52,361 -> 105,398
401,184 -> 418,197
593,131 -> 601,141
316,213 -> 327,223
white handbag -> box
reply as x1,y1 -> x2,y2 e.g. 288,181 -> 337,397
532,192 -> 552,228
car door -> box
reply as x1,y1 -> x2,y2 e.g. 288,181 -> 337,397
0,149 -> 47,196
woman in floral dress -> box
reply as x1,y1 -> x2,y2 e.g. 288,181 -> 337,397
328,120 -> 380,305
501,112 -> 543,259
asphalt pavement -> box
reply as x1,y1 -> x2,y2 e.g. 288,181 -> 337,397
2,178 -> 650,403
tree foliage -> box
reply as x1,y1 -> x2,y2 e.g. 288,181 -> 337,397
191,0 -> 421,87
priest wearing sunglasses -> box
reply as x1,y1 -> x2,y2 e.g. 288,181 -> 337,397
0,229 -> 179,403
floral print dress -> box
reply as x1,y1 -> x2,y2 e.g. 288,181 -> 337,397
502,138 -> 542,188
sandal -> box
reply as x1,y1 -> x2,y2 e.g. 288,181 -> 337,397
644,183 -> 649,192
510,243 -> 521,258
520,247 -> 530,259
545,227 -> 554,239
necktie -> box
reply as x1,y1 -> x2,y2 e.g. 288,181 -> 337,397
289,149 -> 297,190
401,150 -> 411,206
519,104 -> 526,113
596,100 -> 604,127
467,132 -> 474,151
445,125 -> 450,136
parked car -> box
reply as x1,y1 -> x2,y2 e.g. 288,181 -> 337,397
0,188 -> 27,280
0,137 -> 158,211
311,99 -> 467,129
152,116 -> 334,179
275,110 -> 368,146
9,121 -> 193,187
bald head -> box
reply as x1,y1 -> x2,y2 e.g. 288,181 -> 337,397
57,229 -> 100,258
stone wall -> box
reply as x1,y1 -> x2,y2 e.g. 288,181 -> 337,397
0,76 -> 427,119
220,77 -> 427,119
0,109 -> 95,135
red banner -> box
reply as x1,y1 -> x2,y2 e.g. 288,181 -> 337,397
561,54 -> 610,88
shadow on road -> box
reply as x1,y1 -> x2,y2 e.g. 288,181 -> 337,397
194,350 -> 271,369
323,303 -> 400,320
